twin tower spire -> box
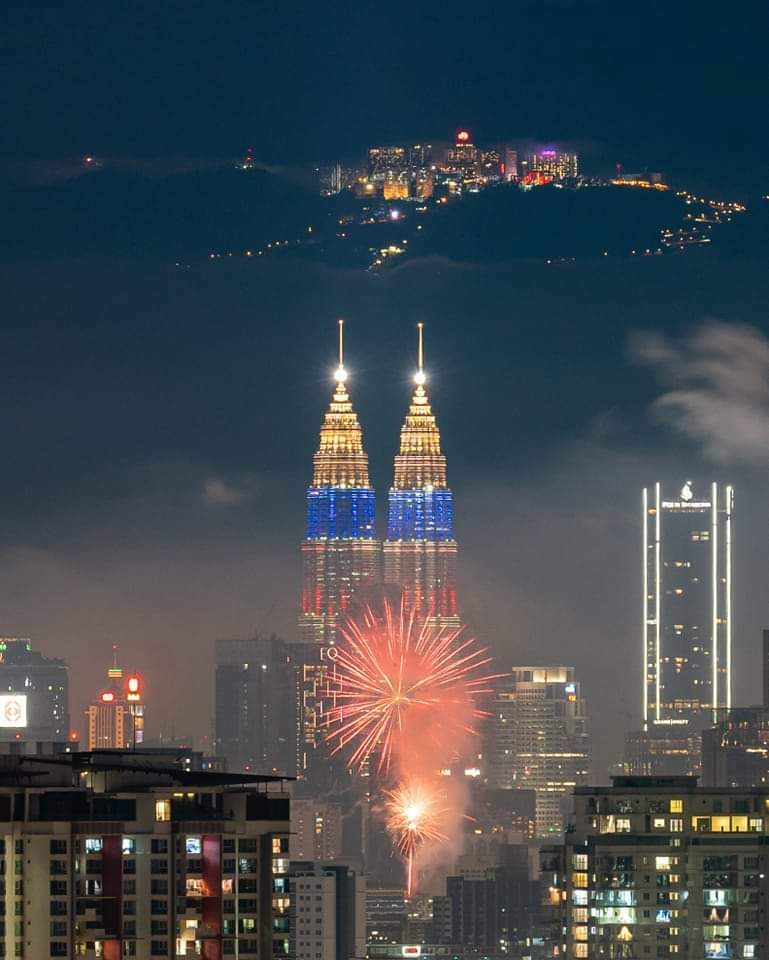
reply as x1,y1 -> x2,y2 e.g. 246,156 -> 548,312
301,321 -> 459,648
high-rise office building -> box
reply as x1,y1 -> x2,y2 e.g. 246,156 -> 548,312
557,776 -> 768,960
294,322 -> 380,778
440,848 -> 537,954
0,637 -> 69,743
290,799 -> 343,861
289,861 -> 366,960
215,635 -> 292,774
383,324 -> 459,627
488,666 -> 590,837
86,652 -> 144,750
526,149 -> 579,180
0,749 -> 291,959
642,481 -> 734,730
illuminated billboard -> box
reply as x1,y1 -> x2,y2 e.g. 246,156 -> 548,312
0,694 -> 27,728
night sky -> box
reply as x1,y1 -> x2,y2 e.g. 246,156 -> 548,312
1,0 -> 768,773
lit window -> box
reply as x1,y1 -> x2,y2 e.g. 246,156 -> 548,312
572,890 -> 588,905
616,818 -> 631,833
572,854 -> 588,870
670,800 -> 683,813
574,946 -> 588,959
572,925 -> 588,942
572,872 -> 588,888
122,837 -> 135,855
85,838 -> 102,854
749,818 -> 763,832
653,817 -> 666,829
155,800 -> 171,822
655,857 -> 671,870
670,818 -> 683,832
744,947 -> 756,958
186,837 -> 202,855
572,908 -> 588,922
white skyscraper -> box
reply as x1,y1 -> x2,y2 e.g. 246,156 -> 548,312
642,481 -> 734,732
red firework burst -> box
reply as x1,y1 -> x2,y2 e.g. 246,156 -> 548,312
325,598 -> 495,772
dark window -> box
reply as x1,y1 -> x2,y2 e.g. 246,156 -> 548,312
151,921 -> 168,936
50,946 -> 68,957
151,839 -> 168,854
49,880 -> 66,896
49,840 -> 67,855
151,859 -> 168,874
151,943 -> 168,957
150,900 -> 166,915
151,879 -> 168,895
50,901 -> 67,917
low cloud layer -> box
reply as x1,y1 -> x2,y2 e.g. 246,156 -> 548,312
633,320 -> 769,464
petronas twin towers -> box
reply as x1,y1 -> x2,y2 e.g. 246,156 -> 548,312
294,321 -> 460,777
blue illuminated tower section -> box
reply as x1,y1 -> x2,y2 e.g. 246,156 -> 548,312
384,324 -> 459,626
295,321 -> 380,777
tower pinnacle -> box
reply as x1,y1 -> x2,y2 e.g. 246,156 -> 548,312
415,322 -> 426,385
335,318 -> 347,384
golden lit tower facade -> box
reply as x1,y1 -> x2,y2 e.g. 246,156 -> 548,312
383,324 -> 459,627
295,321 -> 380,776
85,648 -> 144,750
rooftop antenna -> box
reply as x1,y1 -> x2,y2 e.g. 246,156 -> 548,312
335,319 -> 347,383
415,322 -> 426,385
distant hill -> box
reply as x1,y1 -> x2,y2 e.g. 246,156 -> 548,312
407,184 -> 684,261
0,166 -> 328,259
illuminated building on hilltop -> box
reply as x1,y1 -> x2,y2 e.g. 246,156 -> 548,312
383,324 -> 459,627
525,148 -> 579,180
86,649 -> 144,750
446,129 -> 479,175
295,321 -> 380,776
409,143 -> 432,168
0,637 -> 69,743
368,146 -> 407,177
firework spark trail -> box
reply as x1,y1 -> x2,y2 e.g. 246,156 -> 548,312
325,599 -> 496,773
323,596 -> 498,894
384,781 -> 448,896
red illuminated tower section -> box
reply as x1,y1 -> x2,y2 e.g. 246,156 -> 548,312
384,324 -> 459,627
294,321 -> 380,777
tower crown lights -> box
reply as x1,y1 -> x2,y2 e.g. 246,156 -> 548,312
393,323 -> 447,490
312,319 -> 371,488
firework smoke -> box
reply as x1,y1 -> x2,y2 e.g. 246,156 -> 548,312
325,596 -> 496,893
